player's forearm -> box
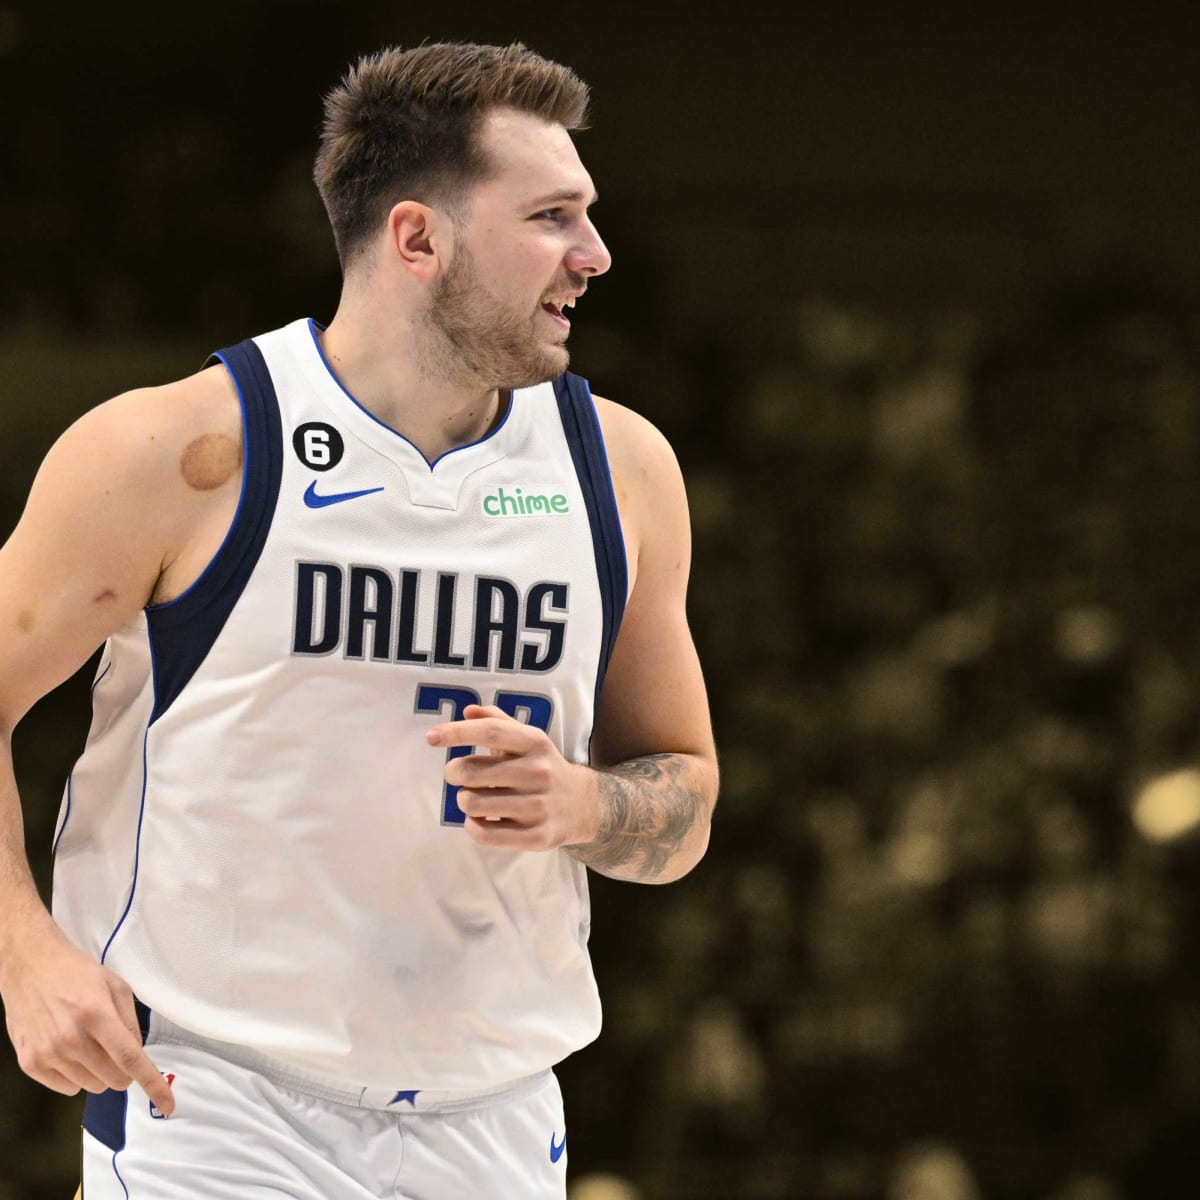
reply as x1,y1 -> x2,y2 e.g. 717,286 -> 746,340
566,752 -> 717,884
0,735 -> 57,989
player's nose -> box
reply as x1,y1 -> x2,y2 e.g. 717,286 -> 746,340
568,218 -> 612,278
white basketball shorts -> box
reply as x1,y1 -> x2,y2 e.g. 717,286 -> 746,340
81,1022 -> 569,1199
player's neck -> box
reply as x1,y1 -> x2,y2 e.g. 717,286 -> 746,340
317,307 -> 505,463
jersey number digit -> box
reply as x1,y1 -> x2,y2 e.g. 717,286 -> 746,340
415,685 -> 553,825
304,428 -> 332,466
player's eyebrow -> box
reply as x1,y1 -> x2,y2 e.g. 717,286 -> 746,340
528,189 -> 599,208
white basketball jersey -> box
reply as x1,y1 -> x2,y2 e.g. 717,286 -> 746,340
51,317 -> 628,1092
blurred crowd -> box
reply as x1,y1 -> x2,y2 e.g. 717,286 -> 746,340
3,196 -> 1200,1200
555,273 -> 1200,1199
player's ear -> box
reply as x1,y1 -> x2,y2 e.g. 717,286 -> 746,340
386,201 -> 444,280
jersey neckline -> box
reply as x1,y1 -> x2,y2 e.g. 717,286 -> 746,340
302,317 -> 520,475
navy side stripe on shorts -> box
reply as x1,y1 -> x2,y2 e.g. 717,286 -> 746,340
83,1088 -> 129,1153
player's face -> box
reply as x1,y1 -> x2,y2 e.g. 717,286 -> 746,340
430,109 -> 611,388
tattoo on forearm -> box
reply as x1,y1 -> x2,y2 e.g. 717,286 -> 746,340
567,753 -> 703,880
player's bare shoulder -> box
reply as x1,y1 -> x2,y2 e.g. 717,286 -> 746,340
0,364 -> 244,725
158,363 -> 245,496
131,363 -> 245,604
112,362 -> 242,488
61,363 -> 242,503
590,394 -> 690,587
30,362 -> 243,607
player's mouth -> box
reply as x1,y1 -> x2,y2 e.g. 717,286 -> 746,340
541,295 -> 577,331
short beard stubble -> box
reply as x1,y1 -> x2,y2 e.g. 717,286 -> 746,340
428,243 -> 570,390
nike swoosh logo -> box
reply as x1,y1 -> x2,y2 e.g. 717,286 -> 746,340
550,1133 -> 567,1164
303,481 -> 384,509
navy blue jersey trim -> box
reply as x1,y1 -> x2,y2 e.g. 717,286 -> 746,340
146,338 -> 283,723
83,1087 -> 128,1153
553,373 -> 628,713
100,720 -> 152,965
51,773 -> 72,856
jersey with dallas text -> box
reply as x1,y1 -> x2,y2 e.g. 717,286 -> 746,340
50,317 -> 627,1092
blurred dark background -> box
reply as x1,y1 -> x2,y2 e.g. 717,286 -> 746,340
3,2 -> 1200,1197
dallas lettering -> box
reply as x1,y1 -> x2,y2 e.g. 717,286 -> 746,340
292,563 -> 568,673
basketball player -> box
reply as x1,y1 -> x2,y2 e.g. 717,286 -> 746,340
0,42 -> 717,1199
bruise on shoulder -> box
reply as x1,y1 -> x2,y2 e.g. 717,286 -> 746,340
16,609 -> 34,634
180,432 -> 243,492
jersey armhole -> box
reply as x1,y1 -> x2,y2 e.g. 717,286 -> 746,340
553,372 -> 628,711
145,339 -> 284,722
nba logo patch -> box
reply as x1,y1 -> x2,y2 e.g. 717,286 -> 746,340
149,1073 -> 176,1119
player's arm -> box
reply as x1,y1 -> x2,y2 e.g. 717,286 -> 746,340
428,400 -> 718,884
560,399 -> 717,883
0,370 -> 238,1115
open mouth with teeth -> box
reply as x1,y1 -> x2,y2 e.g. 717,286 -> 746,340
541,297 -> 576,324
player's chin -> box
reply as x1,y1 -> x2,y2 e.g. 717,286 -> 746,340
542,344 -> 570,379
507,347 -> 570,390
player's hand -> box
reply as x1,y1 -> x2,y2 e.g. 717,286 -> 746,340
426,704 -> 600,850
0,919 -> 175,1115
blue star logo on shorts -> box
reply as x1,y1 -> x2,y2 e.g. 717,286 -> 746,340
389,1090 -> 420,1106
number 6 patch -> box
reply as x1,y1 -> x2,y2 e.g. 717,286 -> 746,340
292,422 -> 345,471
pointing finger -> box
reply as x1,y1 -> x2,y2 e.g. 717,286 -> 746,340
92,1017 -> 174,1115
94,990 -> 175,1116
124,1044 -> 176,1116
425,704 -> 511,744
427,717 -> 536,752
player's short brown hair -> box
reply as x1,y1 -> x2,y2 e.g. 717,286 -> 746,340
314,42 -> 590,269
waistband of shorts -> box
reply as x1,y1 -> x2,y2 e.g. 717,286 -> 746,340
144,1008 -> 553,1113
